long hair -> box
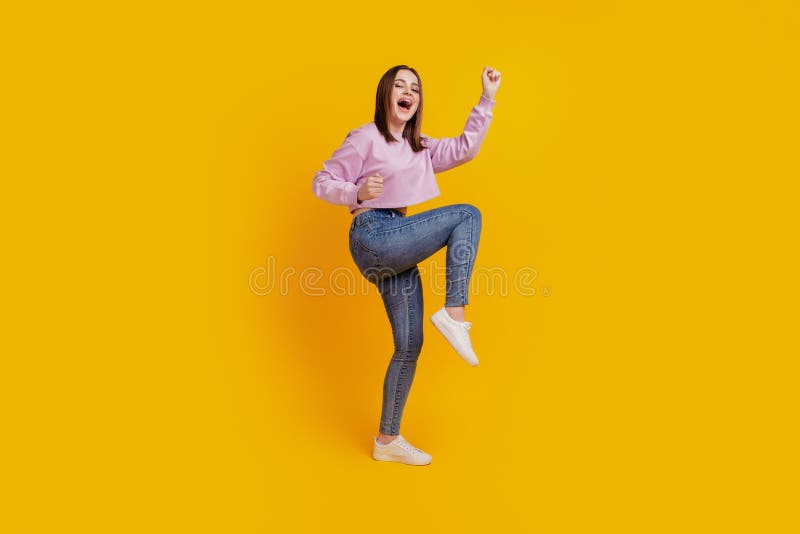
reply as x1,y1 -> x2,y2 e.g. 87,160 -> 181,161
374,65 -> 427,153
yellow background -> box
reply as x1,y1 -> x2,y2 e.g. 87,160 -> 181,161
2,1 -> 798,532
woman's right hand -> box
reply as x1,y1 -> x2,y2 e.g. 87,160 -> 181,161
357,173 -> 384,202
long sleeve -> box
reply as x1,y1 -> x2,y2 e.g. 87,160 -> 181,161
425,94 -> 496,173
312,136 -> 365,206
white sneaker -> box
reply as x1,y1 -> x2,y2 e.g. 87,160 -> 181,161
430,307 -> 479,366
373,435 -> 432,466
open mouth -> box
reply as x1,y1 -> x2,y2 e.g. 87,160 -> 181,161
398,98 -> 413,111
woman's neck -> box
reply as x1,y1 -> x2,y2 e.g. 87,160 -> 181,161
388,117 -> 405,137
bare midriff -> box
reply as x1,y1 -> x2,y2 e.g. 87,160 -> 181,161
352,206 -> 407,217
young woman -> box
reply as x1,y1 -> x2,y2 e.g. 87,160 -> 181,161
312,64 -> 501,465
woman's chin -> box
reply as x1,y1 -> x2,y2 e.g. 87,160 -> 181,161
394,111 -> 415,122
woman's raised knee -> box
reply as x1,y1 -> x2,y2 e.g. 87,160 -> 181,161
454,203 -> 481,222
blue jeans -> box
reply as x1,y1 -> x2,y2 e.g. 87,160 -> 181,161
348,204 -> 482,435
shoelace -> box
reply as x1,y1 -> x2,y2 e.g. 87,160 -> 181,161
395,438 -> 424,455
455,322 -> 472,341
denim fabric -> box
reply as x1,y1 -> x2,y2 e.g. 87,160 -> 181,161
348,204 -> 482,435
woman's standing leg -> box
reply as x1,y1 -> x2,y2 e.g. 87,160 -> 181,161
374,265 -> 424,439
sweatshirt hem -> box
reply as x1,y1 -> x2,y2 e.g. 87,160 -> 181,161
348,192 -> 441,214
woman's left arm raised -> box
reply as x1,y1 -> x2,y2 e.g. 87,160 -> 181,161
426,66 -> 502,173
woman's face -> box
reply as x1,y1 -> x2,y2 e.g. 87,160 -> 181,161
389,69 -> 420,124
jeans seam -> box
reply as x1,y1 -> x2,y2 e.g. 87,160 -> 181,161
371,209 -> 476,240
370,213 -> 448,239
390,274 -> 414,434
445,209 -> 475,306
350,231 -> 380,257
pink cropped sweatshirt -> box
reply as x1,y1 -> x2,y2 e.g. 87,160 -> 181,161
312,94 -> 496,213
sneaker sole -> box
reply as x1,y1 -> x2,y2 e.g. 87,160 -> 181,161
372,452 -> 432,466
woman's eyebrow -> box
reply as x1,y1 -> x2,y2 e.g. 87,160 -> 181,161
395,79 -> 420,87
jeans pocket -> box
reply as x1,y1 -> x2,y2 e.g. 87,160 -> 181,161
349,234 -> 379,273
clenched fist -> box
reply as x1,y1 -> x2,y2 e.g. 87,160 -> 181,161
357,173 -> 384,202
481,66 -> 502,101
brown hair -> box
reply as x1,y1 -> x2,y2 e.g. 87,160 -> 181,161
374,65 -> 428,153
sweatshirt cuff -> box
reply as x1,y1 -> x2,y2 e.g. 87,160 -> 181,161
479,94 -> 496,107
348,184 -> 360,206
